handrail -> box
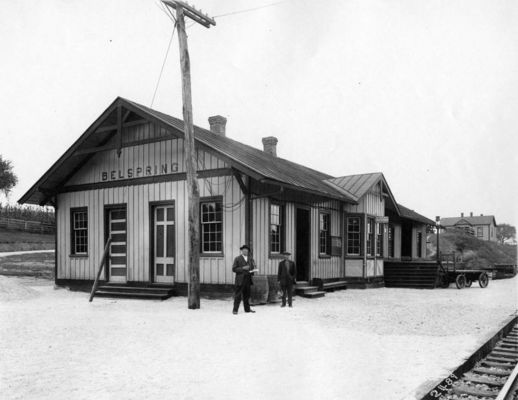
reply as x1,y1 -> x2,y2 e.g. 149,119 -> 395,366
88,237 -> 112,302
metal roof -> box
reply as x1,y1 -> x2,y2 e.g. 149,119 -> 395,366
325,172 -> 400,214
19,97 -> 356,205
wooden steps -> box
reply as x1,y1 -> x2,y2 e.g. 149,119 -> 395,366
384,261 -> 439,289
322,281 -> 348,292
294,282 -> 326,299
94,285 -> 175,300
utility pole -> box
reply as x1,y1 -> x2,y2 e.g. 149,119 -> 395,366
162,0 -> 215,309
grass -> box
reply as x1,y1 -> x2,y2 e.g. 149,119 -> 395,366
0,227 -> 55,252
0,252 -> 55,279
428,229 -> 517,269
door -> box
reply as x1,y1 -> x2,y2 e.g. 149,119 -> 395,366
296,208 -> 310,282
153,204 -> 175,284
108,208 -> 127,283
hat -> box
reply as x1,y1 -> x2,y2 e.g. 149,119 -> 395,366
281,251 -> 291,255
240,244 -> 250,251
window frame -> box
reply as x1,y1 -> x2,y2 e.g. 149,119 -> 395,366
70,207 -> 88,257
376,222 -> 383,257
476,226 -> 483,237
268,200 -> 285,258
199,196 -> 224,257
387,224 -> 395,258
319,211 -> 331,258
366,217 -> 375,257
345,215 -> 363,257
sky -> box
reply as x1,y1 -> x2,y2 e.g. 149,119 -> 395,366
0,0 -> 517,226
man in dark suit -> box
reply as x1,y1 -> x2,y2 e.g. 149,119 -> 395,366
278,251 -> 296,307
232,244 -> 257,315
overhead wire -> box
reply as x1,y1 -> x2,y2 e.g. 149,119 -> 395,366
150,22 -> 177,108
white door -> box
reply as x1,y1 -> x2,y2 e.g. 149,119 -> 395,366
153,205 -> 175,284
108,208 -> 127,283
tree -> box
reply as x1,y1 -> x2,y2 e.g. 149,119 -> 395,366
496,223 -> 516,244
0,155 -> 18,198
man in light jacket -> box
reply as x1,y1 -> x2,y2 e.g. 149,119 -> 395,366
277,251 -> 296,308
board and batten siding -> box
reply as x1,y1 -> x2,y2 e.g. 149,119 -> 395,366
251,198 -> 295,276
68,122 -> 226,186
57,123 -> 246,285
57,175 -> 245,285
344,192 -> 385,216
310,201 -> 343,280
344,190 -> 386,278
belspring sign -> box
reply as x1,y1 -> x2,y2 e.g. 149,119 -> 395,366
101,163 -> 180,181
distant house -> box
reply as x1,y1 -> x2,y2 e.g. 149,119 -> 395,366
440,213 -> 497,242
19,97 -> 436,293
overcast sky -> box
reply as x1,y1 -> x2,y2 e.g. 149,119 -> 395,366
1,0 -> 517,226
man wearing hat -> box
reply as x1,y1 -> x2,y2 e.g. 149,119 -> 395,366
277,251 -> 296,307
232,244 -> 257,314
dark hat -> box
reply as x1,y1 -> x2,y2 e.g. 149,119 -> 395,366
240,244 -> 250,251
281,251 -> 291,255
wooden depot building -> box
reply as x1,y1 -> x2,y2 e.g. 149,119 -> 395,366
19,97 -> 435,294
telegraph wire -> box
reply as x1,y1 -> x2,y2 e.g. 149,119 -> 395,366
150,22 -> 177,108
213,0 -> 289,19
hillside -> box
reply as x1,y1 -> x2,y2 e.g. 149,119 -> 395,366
428,228 -> 517,269
0,228 -> 55,252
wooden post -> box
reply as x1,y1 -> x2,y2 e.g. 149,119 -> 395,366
162,0 -> 215,309
177,5 -> 200,309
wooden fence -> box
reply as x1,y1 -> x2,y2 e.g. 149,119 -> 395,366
0,217 -> 55,234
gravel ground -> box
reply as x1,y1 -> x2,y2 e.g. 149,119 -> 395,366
0,275 -> 516,400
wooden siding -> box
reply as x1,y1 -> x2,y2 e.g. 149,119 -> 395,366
310,201 -> 343,280
345,259 -> 363,277
68,122 -> 226,186
251,199 -> 296,275
344,191 -> 385,216
57,127 -> 246,285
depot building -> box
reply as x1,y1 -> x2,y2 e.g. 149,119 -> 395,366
19,97 -> 434,293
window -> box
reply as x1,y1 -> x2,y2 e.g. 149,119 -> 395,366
200,199 -> 223,253
376,223 -> 383,257
347,217 -> 361,255
388,225 -> 395,258
71,208 -> 88,255
417,232 -> 423,258
477,227 -> 483,237
366,218 -> 375,256
270,203 -> 284,254
319,213 -> 331,256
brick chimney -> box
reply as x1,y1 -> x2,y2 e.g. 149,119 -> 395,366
262,136 -> 278,157
470,212 -> 473,217
208,115 -> 227,136
461,212 -> 464,218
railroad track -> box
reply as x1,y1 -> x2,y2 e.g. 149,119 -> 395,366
424,320 -> 518,400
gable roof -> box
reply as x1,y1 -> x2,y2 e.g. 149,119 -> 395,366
441,215 -> 497,227
397,203 -> 435,225
19,97 -> 356,205
325,173 -> 400,214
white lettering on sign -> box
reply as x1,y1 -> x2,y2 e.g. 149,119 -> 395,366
101,163 -> 179,181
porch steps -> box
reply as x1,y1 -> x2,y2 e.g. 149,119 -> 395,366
295,283 -> 326,299
94,285 -> 175,300
384,261 -> 439,289
322,281 -> 348,292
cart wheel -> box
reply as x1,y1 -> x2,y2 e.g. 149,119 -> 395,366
455,274 -> 466,289
478,272 -> 489,288
465,279 -> 473,287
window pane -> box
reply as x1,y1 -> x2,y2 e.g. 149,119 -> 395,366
166,207 -> 174,222
156,225 -> 164,257
157,208 -> 164,222
166,225 -> 175,257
